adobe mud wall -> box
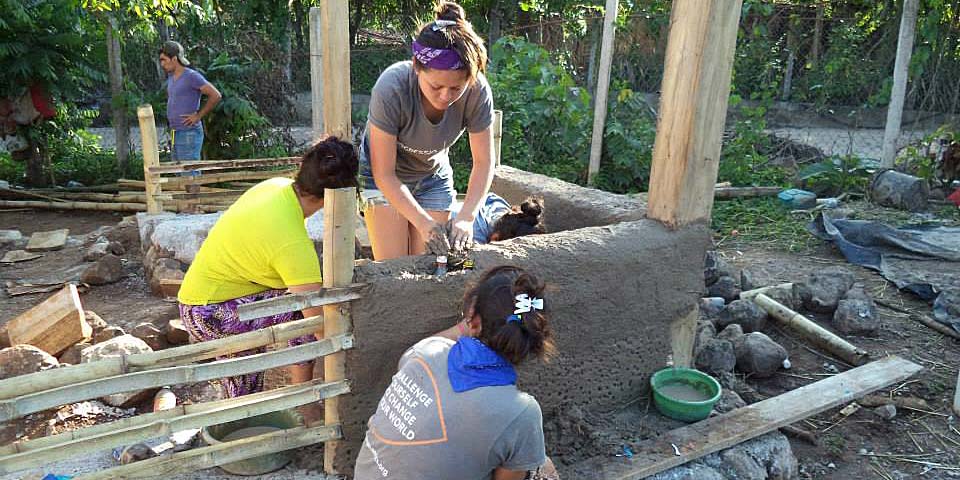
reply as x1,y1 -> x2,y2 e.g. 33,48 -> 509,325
332,219 -> 710,475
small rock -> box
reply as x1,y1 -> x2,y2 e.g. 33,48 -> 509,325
85,310 -> 108,333
718,300 -> 767,333
822,363 -> 840,374
735,332 -> 788,378
720,447 -> 767,479
828,462 -> 836,469
699,297 -> 726,318
762,284 -> 803,311
0,345 -> 59,380
844,285 -> 872,302
713,389 -> 747,414
165,319 -> 191,346
59,341 -> 92,365
740,269 -> 757,292
695,338 -> 736,375
150,264 -> 185,297
82,335 -> 154,407
782,358 -> 792,369
873,404 -> 897,420
704,251 -> 720,287
708,276 -> 741,303
132,323 -> 167,351
172,381 -> 225,404
83,237 -> 111,261
0,229 -> 22,246
799,267 -> 856,313
695,321 -> 717,354
717,323 -> 745,345
119,443 -> 158,464
80,254 -> 123,285
94,326 -> 126,344
833,298 -> 878,335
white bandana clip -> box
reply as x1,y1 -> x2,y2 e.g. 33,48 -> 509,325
432,19 -> 458,31
514,294 -> 544,315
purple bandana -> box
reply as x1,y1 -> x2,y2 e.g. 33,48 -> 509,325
412,40 -> 464,70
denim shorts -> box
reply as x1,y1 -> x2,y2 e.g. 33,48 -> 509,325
360,161 -> 457,212
171,126 -> 204,161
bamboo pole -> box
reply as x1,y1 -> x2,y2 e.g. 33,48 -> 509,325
26,192 -> 149,203
739,283 -> 797,302
881,0 -> 920,168
73,424 -> 342,479
0,187 -> 68,203
310,6 -> 324,142
754,293 -> 869,366
136,104 -> 162,213
323,186 -> 357,474
161,168 -> 297,189
148,157 -> 301,175
0,333 -> 354,422
237,284 -> 364,321
492,109 -> 503,166
0,200 -> 146,212
0,316 -> 327,401
586,0 -> 619,186
0,380 -> 349,474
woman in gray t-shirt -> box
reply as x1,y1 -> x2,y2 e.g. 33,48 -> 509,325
359,2 -> 495,260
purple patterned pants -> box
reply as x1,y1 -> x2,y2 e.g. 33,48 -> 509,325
178,289 -> 316,397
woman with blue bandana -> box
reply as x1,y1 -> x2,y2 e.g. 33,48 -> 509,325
354,266 -> 559,480
359,2 -> 496,259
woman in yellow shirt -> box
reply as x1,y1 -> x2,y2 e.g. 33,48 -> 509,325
177,137 -> 358,400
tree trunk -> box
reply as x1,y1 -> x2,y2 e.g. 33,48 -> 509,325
781,16 -> 797,101
22,141 -> 46,187
488,0 -> 503,48
349,0 -> 366,47
811,3 -> 824,68
106,18 -> 130,175
291,0 -> 306,52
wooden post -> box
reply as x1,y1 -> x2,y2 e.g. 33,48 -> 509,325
309,7 -> 324,142
586,0 -> 618,186
492,110 -> 503,166
881,0 -> 920,168
321,0 -> 351,140
136,104 -> 162,213
647,0 -> 742,370
322,187 -> 357,474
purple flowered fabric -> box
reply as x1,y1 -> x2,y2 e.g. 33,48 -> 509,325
412,40 -> 464,70
178,289 -> 316,397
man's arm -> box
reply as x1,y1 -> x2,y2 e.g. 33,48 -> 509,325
182,83 -> 222,126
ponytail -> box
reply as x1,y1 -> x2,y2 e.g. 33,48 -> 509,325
413,1 -> 488,83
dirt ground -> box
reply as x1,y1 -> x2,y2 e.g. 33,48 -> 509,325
1,209 -> 959,479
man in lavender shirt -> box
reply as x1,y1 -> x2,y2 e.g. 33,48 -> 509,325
159,41 -> 221,161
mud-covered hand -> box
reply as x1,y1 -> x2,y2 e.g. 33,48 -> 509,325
447,217 -> 475,253
421,221 -> 451,255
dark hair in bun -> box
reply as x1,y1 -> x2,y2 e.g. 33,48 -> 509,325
294,136 -> 359,198
489,196 -> 546,241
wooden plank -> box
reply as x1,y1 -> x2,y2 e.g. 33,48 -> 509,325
5,284 -> 89,356
236,284 -> 364,321
0,316 -> 326,401
73,423 -> 342,479
322,186 -> 357,474
646,0 -> 743,227
0,332 -> 354,422
25,229 -> 69,252
586,0 -> 619,186
320,0 -> 351,140
148,157 -> 301,175
136,104 -> 162,213
881,0 -> 919,168
572,356 -> 922,479
0,380 -> 349,473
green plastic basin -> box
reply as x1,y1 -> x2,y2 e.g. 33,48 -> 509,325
201,409 -> 302,475
650,367 -> 721,423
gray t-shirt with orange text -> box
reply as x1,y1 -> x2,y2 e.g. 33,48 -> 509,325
360,61 -> 494,183
353,337 -> 546,480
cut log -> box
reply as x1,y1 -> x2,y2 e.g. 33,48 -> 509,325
754,293 -> 869,366
5,284 -> 90,356
25,229 -> 69,252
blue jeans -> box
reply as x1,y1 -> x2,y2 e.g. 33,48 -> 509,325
171,126 -> 204,161
360,161 -> 457,212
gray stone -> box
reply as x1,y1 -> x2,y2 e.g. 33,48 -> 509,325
131,323 -> 167,351
83,237 -> 126,261
651,463 -> 727,480
651,432 -> 798,480
873,404 -> 897,420
0,345 -> 59,380
844,285 -> 872,302
58,341 -> 92,365
695,338 -> 736,375
833,299 -> 878,335
708,276 -> 741,303
165,319 -> 191,346
760,284 -> 802,311
799,267 -> 856,313
735,332 -> 788,378
720,447 -> 767,479
0,229 -> 22,246
740,269 -> 758,292
694,321 -> 717,356
119,442 -> 158,464
85,310 -> 108,333
94,326 -> 126,344
704,251 -> 720,287
700,297 -> 726,318
82,335 -> 154,407
717,323 -> 745,345
718,300 -> 767,333
80,254 -> 123,285
713,389 -> 747,414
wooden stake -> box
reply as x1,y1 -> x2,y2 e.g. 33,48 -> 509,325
0,333 -> 354,422
881,0 -> 920,168
586,0 -> 619,186
310,6 -> 324,142
5,284 -> 89,356
322,186 -> 357,474
571,356 -> 922,479
754,293 -> 869,366
136,104 -> 162,213
73,424 -> 342,480
237,284 -> 364,321
646,0 -> 743,227
492,109 -> 503,166
0,380 -> 349,474
0,316 -> 328,401
320,0 -> 351,140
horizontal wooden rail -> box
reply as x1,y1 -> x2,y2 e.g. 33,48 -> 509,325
0,380 -> 349,474
74,423 -> 342,479
237,283 -> 365,321
149,157 -> 301,174
0,200 -> 147,212
0,333 -> 354,422
0,316 -> 325,401
160,168 -> 298,189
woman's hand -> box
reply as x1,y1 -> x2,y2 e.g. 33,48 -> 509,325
417,219 -> 451,255
447,216 -> 475,253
